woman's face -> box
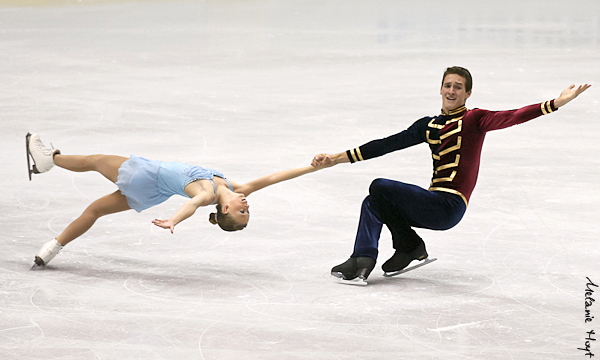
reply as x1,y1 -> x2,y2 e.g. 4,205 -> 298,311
224,193 -> 250,225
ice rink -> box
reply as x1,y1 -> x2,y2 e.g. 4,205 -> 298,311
1,0 -> 599,359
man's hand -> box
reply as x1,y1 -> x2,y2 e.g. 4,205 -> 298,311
311,153 -> 334,168
554,84 -> 592,108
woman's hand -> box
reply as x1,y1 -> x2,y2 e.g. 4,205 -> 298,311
311,152 -> 350,169
311,153 -> 334,168
152,219 -> 175,234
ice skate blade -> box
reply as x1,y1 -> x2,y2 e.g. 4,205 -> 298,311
32,255 -> 46,267
331,274 -> 368,286
25,132 -> 48,179
383,258 -> 437,277
330,271 -> 343,279
336,277 -> 368,286
26,132 -> 33,181
31,256 -> 48,270
30,264 -> 46,270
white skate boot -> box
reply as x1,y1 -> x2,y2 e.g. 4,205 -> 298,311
26,133 -> 60,180
33,238 -> 64,267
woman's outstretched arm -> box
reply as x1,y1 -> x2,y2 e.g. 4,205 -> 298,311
236,163 -> 328,196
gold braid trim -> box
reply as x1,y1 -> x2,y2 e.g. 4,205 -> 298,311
429,187 -> 468,207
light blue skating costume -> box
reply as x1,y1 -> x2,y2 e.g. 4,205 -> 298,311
115,155 -> 233,212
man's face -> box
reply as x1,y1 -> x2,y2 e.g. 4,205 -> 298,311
440,74 -> 471,113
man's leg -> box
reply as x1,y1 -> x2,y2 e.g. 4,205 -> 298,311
332,178 -> 466,280
351,195 -> 384,259
367,178 -> 466,272
330,196 -> 381,281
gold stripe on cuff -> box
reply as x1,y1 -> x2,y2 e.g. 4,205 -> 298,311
349,149 -> 358,163
355,147 -> 364,161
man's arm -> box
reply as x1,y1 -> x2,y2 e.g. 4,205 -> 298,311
312,117 -> 430,168
477,83 -> 592,132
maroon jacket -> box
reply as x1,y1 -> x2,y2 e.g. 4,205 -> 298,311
346,100 -> 557,206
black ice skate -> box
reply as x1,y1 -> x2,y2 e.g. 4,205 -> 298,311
26,133 -> 60,181
382,240 -> 437,277
331,256 -> 376,286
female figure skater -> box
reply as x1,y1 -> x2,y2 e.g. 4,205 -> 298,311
26,133 -> 324,267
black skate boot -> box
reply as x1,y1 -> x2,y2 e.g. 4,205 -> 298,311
382,240 -> 428,275
331,256 -> 376,286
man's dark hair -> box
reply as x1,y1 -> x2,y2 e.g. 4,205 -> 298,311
442,66 -> 472,93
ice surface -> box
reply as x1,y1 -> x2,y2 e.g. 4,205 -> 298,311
1,0 -> 599,359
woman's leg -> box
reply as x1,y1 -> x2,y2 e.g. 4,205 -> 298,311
56,190 -> 131,246
54,154 -> 128,183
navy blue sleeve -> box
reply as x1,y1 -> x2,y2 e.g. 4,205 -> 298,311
346,117 -> 429,163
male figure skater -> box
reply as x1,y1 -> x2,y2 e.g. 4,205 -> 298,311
312,66 -> 590,285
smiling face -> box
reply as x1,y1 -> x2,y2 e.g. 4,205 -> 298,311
440,73 -> 471,114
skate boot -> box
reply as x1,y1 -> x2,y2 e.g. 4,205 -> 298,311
32,239 -> 64,268
331,256 -> 376,286
26,133 -> 60,180
382,240 -> 428,275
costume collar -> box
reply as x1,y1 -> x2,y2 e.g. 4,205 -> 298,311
441,105 -> 467,116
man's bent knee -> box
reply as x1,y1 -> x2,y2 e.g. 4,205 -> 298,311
369,178 -> 392,197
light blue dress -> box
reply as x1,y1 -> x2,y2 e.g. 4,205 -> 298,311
115,155 -> 233,212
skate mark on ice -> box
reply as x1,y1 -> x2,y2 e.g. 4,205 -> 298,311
47,216 -> 63,236
396,323 -> 483,360
71,174 -> 92,201
28,289 -> 88,326
16,193 -> 50,210
0,318 -> 45,341
482,225 -> 579,328
427,320 -> 493,332
543,251 -> 578,300
198,322 -> 218,360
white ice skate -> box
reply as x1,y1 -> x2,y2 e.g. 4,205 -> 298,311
26,133 -> 60,180
32,239 -> 64,268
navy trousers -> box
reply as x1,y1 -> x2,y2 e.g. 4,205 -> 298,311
351,178 -> 467,260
